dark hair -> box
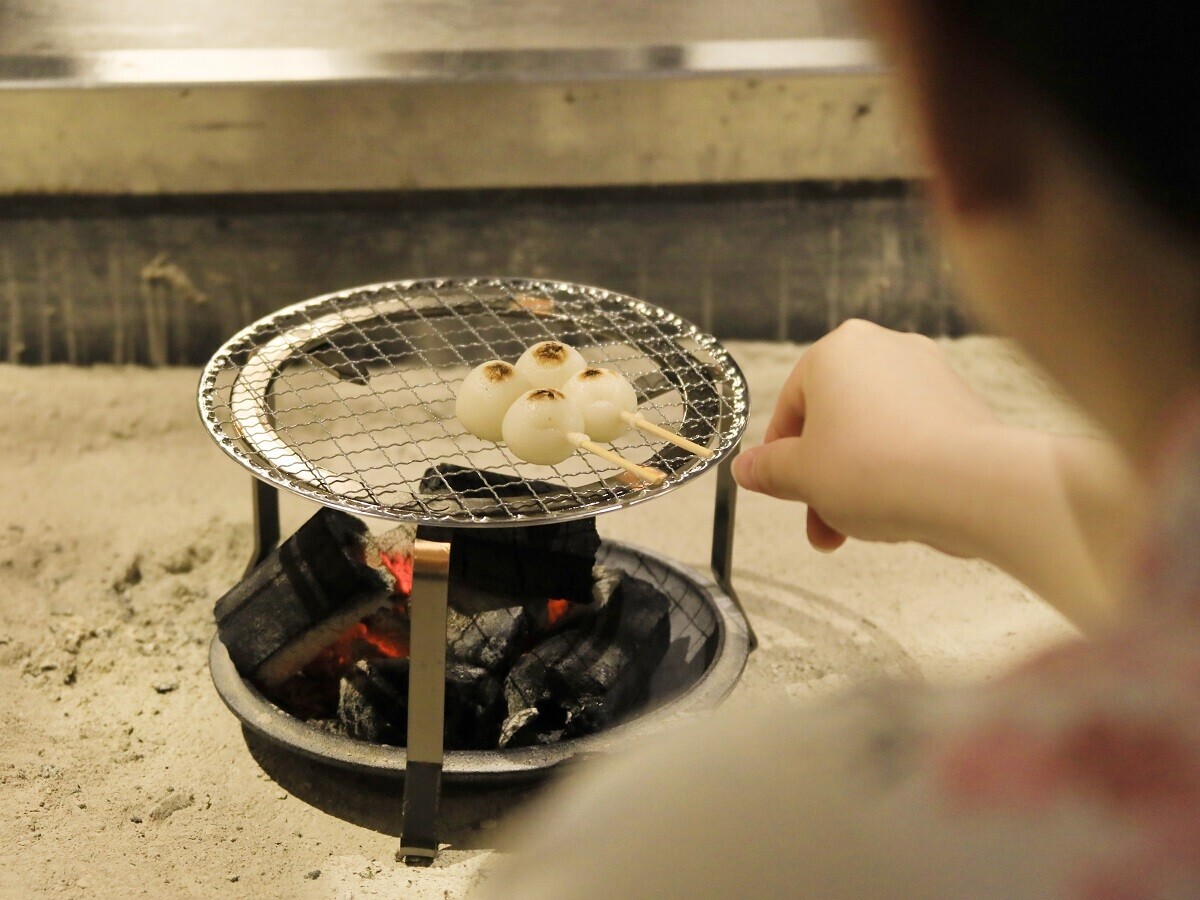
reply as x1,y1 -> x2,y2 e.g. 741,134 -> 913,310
949,2 -> 1200,232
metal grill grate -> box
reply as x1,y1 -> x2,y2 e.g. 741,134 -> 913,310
199,277 -> 749,526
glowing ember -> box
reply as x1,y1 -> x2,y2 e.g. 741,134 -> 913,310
293,551 -> 412,683
546,598 -> 570,627
334,622 -> 408,662
378,552 -> 414,596
301,612 -> 410,685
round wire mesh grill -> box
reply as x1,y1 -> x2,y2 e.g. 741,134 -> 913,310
198,277 -> 749,526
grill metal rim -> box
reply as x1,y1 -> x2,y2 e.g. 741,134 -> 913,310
198,276 -> 749,527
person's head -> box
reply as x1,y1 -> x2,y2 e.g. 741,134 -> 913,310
867,0 -> 1200,467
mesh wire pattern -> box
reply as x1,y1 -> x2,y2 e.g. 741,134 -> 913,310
199,277 -> 749,526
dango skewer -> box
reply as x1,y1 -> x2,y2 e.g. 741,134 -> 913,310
501,388 -> 662,484
561,366 -> 714,459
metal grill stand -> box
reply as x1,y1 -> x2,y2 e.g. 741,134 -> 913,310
204,278 -> 752,864
238,447 -> 750,864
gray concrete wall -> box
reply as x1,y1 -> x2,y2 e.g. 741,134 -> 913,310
0,183 -> 965,366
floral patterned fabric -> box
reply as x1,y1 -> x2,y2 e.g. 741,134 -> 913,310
918,406 -> 1200,898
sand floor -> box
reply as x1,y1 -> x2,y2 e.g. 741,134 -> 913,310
0,337 -> 1086,898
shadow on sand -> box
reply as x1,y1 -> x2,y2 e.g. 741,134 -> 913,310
242,726 -> 559,852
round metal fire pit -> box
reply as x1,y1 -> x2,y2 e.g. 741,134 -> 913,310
210,540 -> 750,785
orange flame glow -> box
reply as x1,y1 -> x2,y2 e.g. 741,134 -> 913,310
546,598 -> 570,627
379,552 -> 414,596
306,618 -> 410,680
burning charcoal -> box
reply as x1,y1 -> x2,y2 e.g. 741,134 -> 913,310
497,630 -> 584,747
448,519 -> 601,614
526,565 -> 621,634
266,671 -> 341,721
267,603 -> 410,720
499,573 -> 672,748
553,576 -> 672,738
215,508 -> 400,688
363,524 -> 418,596
339,659 -> 408,744
444,664 -> 506,750
419,464 -> 561,499
446,607 -> 531,675
338,659 -> 505,750
301,606 -> 411,681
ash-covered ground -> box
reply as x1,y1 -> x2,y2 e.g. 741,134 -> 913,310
0,339 -> 1081,899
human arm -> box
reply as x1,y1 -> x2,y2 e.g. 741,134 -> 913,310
732,320 -> 1145,631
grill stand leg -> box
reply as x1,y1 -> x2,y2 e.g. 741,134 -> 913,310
245,480 -> 450,864
398,567 -> 449,866
247,478 -> 281,576
711,443 -> 756,651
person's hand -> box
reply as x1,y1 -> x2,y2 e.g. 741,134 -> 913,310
732,319 -> 1001,553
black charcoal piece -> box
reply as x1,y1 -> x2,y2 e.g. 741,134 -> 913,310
447,519 -> 601,614
419,464 -> 561,499
443,664 -> 506,750
338,658 -> 505,750
499,573 -> 672,748
554,575 -> 672,737
497,630 -> 583,747
446,607 -> 530,675
215,508 -> 391,683
339,659 -> 408,744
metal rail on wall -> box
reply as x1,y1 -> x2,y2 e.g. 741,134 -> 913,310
0,0 -> 912,194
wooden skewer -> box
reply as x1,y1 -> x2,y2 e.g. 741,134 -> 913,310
566,432 -> 665,484
620,412 -> 714,459
613,466 -> 667,488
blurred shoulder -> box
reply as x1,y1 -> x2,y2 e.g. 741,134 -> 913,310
479,630 -> 1200,899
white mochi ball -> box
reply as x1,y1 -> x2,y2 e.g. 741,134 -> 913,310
501,389 -> 585,466
561,367 -> 638,442
514,340 -> 587,390
455,360 -> 531,442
